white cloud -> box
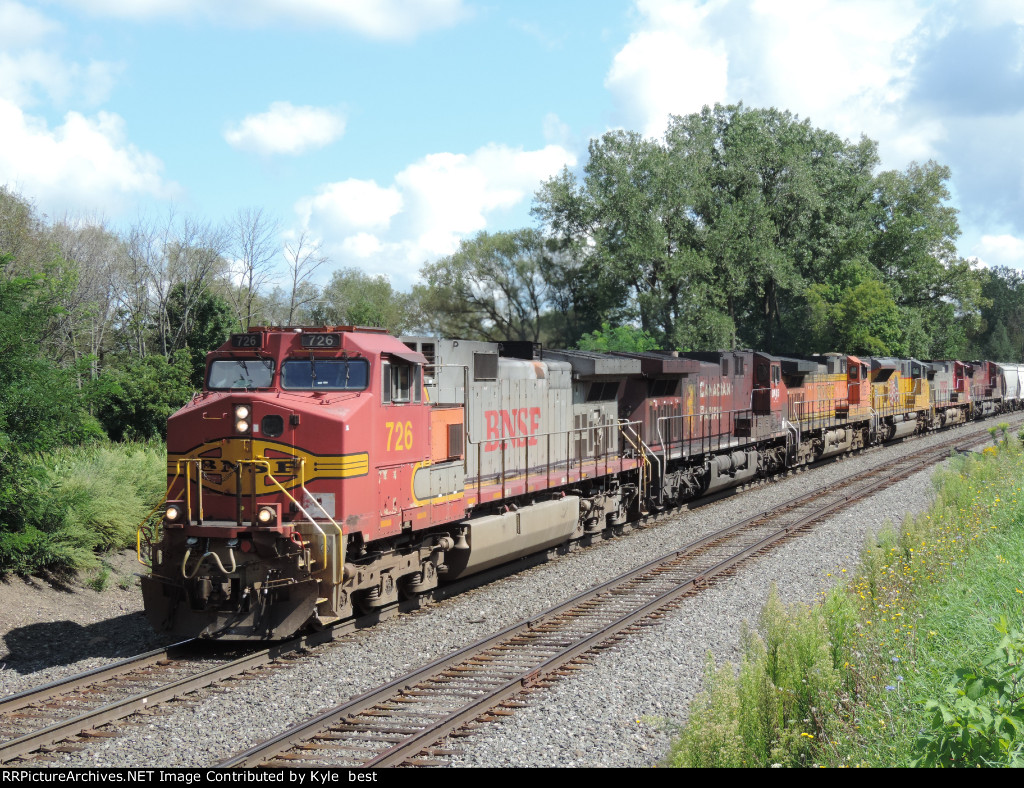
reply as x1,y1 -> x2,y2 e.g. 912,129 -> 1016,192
296,142 -> 576,285
0,51 -> 121,108
968,0 -> 1024,26
0,2 -> 61,49
297,180 -> 403,233
0,4 -> 123,110
0,99 -> 175,216
543,113 -> 572,147
606,0 -> 931,154
971,234 -> 1024,270
393,144 -> 577,257
224,102 -> 346,155
341,232 -> 386,259
606,1 -> 729,138
52,0 -> 470,40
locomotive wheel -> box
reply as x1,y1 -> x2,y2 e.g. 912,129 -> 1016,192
356,573 -> 398,613
399,561 -> 438,598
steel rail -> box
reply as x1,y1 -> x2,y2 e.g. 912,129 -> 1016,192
0,640 -> 194,716
0,627 -> 340,764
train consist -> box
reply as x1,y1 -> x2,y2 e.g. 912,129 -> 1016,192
139,327 -> 1024,640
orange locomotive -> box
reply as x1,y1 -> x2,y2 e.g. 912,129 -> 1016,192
140,327 -> 1013,640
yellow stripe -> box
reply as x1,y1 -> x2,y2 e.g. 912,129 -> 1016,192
168,438 -> 368,495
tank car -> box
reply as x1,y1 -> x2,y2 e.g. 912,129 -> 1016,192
997,363 -> 1024,410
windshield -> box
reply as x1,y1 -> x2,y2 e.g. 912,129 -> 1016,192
281,359 -> 369,391
207,359 -> 275,390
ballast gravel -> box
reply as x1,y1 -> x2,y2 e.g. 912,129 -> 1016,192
1,419 -> 1010,768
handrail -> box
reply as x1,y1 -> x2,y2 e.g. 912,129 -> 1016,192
654,407 -> 750,461
464,419 -> 634,495
138,455 -> 341,585
247,459 -> 331,582
135,458 -> 193,566
617,419 -> 653,509
782,418 -> 801,463
296,458 -> 343,585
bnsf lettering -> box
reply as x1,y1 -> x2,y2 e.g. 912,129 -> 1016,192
485,407 -> 541,451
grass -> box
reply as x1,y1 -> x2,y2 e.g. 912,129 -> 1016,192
87,563 -> 112,592
0,441 -> 166,577
664,433 -> 1024,768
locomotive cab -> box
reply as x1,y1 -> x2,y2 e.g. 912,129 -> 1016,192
141,327 -> 459,639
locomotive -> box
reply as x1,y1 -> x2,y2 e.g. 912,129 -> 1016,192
139,326 -> 1024,640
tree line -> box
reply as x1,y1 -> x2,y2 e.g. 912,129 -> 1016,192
422,105 -> 1020,362
3,101 -> 1023,576
2,103 -> 1023,447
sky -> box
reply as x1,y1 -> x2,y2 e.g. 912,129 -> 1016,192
1,0 -> 1022,292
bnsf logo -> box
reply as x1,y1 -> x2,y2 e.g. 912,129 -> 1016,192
484,407 -> 542,451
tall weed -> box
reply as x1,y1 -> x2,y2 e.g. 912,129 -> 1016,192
0,441 -> 165,576
666,586 -> 839,767
666,436 -> 1024,767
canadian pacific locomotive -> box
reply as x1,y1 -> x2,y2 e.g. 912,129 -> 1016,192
139,327 -> 1024,640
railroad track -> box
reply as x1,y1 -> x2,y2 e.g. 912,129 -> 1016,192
217,427 -> 997,768
0,630 -> 349,764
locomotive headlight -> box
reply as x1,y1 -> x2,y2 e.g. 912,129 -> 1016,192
234,404 -> 252,434
164,501 -> 186,524
256,505 -> 277,525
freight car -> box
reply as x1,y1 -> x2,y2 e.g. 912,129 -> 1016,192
139,327 -> 1015,640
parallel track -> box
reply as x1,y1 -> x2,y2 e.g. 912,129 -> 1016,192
218,428 -> 995,768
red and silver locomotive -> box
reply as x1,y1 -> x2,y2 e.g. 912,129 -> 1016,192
140,327 -> 1023,640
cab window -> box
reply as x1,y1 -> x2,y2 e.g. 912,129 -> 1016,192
382,362 -> 421,404
280,359 -> 368,390
208,359 -> 275,390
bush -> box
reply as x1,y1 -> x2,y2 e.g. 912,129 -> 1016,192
665,435 -> 1024,767
0,442 -> 166,576
665,586 -> 841,767
0,525 -> 99,577
84,350 -> 195,441
913,617 -> 1024,767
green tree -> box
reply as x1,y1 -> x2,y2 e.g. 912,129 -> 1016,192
85,350 -> 195,441
805,278 -> 905,356
969,267 -> 1024,362
416,229 -> 553,342
665,104 -> 880,352
317,267 -> 419,334
868,161 -> 983,358
0,256 -> 99,527
534,132 -> 702,347
574,322 -> 661,352
165,283 -> 235,386
534,104 -> 882,354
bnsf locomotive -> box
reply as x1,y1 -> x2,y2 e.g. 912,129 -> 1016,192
139,327 -> 1024,640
